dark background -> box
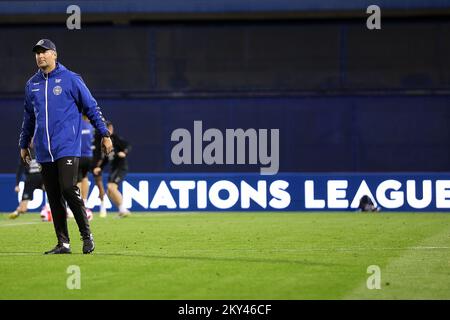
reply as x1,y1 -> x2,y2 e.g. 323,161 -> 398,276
1,1 -> 449,173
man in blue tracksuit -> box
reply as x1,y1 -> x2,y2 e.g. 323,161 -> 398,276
19,39 -> 113,254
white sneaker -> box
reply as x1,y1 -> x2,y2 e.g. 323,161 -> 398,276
99,208 -> 107,218
118,209 -> 131,218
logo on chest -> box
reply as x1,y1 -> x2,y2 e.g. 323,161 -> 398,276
53,85 -> 62,95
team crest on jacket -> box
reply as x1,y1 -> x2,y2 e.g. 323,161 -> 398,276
53,85 -> 62,95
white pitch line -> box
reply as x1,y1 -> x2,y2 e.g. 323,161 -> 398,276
0,222 -> 41,227
409,246 -> 450,250
257,247 -> 450,252
173,246 -> 450,253
0,252 -> 42,256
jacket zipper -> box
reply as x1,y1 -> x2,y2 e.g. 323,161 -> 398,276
44,74 -> 54,162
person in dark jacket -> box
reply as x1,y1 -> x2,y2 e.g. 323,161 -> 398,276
358,195 -> 380,212
92,128 -> 109,217
9,142 -> 46,219
19,39 -> 113,254
93,121 -> 131,217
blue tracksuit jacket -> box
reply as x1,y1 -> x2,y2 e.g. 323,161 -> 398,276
19,63 -> 109,163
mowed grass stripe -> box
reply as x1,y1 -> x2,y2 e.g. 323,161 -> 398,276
345,221 -> 450,300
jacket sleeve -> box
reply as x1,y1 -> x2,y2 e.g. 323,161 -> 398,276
19,83 -> 35,149
71,74 -> 109,137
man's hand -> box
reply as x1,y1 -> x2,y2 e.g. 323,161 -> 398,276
101,137 -> 113,155
93,167 -> 102,175
14,185 -> 20,193
117,151 -> 127,158
20,148 -> 31,164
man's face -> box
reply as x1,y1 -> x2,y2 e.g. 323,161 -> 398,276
34,48 -> 57,70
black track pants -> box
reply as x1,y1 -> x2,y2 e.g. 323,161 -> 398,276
41,157 -> 91,244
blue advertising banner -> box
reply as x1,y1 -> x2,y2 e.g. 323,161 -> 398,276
1,173 -> 449,212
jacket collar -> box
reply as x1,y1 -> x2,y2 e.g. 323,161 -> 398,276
38,62 -> 66,79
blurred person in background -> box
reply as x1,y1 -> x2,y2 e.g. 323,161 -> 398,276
93,121 -> 131,217
77,115 -> 94,220
9,141 -> 47,219
92,124 -> 109,217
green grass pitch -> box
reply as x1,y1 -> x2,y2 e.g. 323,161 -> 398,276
0,212 -> 449,299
